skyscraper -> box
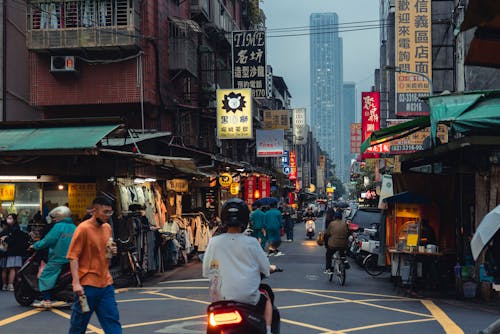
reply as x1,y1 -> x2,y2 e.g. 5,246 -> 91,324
342,82 -> 356,182
310,13 -> 343,180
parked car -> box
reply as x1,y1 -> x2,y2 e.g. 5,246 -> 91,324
345,207 -> 382,234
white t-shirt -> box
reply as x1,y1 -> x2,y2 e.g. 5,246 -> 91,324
202,233 -> 270,305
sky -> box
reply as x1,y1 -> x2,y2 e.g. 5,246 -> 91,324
260,0 -> 380,122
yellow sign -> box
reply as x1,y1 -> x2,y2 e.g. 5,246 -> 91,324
0,184 -> 15,201
230,182 -> 240,195
219,173 -> 233,188
387,120 -> 448,153
395,0 -> 432,115
326,187 -> 335,193
166,179 -> 189,193
309,184 -> 316,193
68,183 -> 96,221
407,234 -> 419,247
217,89 -> 253,139
263,110 -> 290,130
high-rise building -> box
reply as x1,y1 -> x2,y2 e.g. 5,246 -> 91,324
341,82 -> 356,182
310,13 -> 343,178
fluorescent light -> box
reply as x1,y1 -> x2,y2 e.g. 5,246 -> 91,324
0,176 -> 38,181
134,178 -> 145,184
145,178 -> 156,182
1,203 -> 40,207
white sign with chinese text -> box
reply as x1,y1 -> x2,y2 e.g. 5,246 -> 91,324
256,129 -> 284,157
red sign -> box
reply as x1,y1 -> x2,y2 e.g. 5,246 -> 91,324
350,123 -> 362,154
361,92 -> 388,158
289,151 -> 297,180
259,176 -> 271,198
244,176 -> 257,205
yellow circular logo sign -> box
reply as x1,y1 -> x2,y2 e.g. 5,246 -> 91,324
309,184 -> 316,193
230,182 -> 240,195
219,173 -> 233,187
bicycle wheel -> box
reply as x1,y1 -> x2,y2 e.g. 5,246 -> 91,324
337,262 -> 346,286
363,254 -> 385,276
128,252 -> 143,287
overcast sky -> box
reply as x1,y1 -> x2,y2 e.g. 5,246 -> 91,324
261,0 -> 380,122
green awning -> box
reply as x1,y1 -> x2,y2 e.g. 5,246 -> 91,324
0,125 -> 119,153
360,116 -> 430,153
428,91 -> 500,143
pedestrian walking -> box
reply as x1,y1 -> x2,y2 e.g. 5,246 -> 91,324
250,202 -> 267,249
0,213 -> 30,291
264,202 -> 283,256
282,203 -> 294,242
66,196 -> 121,334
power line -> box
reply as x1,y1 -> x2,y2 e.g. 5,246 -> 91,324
267,24 -> 393,38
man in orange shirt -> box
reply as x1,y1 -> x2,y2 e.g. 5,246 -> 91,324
66,196 -> 121,334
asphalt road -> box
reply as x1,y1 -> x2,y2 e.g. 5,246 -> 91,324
1,220 -> 499,334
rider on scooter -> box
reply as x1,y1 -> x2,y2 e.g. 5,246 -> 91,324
202,198 -> 275,334
29,206 -> 75,308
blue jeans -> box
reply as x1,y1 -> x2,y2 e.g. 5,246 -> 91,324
68,285 -> 122,334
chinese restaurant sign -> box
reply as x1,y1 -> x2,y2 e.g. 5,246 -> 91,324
256,129 -> 284,157
395,0 -> 432,116
216,89 -> 253,139
350,123 -> 362,154
263,110 -> 290,130
289,151 -> 297,181
259,176 -> 270,198
361,92 -> 389,158
232,30 -> 266,98
244,176 -> 257,205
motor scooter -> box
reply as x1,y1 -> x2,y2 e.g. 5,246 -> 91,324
14,251 -> 74,306
305,219 -> 316,240
206,267 -> 282,334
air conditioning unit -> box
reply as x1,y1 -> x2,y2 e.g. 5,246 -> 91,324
50,56 -> 78,73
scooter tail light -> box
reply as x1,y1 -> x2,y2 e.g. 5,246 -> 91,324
209,310 -> 243,327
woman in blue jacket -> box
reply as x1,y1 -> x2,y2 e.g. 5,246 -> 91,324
30,206 -> 76,308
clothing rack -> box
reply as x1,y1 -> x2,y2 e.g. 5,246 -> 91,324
181,212 -> 210,225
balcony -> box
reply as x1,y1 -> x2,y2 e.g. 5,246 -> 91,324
190,0 -> 210,22
27,0 -> 140,52
168,17 -> 201,78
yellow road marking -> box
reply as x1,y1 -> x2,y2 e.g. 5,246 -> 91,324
276,288 -> 408,299
280,298 -> 415,310
0,309 -> 44,327
122,314 -> 206,328
144,291 -> 210,305
335,318 -> 436,333
114,288 -> 129,294
295,289 -> 433,318
421,300 -> 464,334
50,308 -> 104,334
281,317 -> 344,333
117,297 -> 172,303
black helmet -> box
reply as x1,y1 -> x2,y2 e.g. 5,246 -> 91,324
221,198 -> 250,228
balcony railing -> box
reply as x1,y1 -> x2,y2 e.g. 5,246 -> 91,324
168,17 -> 200,77
27,0 -> 140,51
190,0 -> 209,21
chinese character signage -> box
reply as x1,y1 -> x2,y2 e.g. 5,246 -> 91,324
244,176 -> 257,205
263,110 -> 290,130
387,119 -> 448,154
217,89 -> 253,139
259,176 -> 270,198
289,151 -> 297,181
68,183 -> 96,221
166,179 -> 189,193
232,30 -> 266,98
256,129 -> 284,157
395,0 -> 432,116
361,92 -> 389,158
350,123 -> 362,154
0,184 -> 15,201
292,108 -> 307,145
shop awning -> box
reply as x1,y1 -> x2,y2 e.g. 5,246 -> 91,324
428,91 -> 500,143
0,125 -> 119,154
460,0 -> 500,67
383,191 -> 431,204
360,116 -> 430,153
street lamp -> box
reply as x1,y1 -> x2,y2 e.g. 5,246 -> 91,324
384,65 -> 433,96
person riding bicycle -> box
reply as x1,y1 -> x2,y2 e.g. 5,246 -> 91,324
324,210 -> 350,274
202,198 -> 275,334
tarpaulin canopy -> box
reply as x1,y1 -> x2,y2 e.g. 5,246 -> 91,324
429,91 -> 500,143
382,191 -> 431,204
360,116 -> 430,153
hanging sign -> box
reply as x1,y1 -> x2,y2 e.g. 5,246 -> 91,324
0,184 -> 15,201
289,151 -> 297,181
219,173 -> 233,188
361,92 -> 389,158
263,110 -> 290,130
166,179 -> 189,193
230,182 -> 240,195
68,183 -> 96,220
217,89 -> 253,139
292,108 -> 307,145
244,175 -> 257,205
256,129 -> 284,157
259,176 -> 271,198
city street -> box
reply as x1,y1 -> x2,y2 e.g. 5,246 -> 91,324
0,221 -> 498,334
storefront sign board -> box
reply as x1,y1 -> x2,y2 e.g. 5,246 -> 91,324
256,129 -> 284,157
0,184 -> 15,201
216,89 -> 253,139
263,110 -> 290,130
218,173 -> 233,188
166,179 -> 189,193
68,183 -> 96,220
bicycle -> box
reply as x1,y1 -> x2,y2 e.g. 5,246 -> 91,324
117,238 -> 143,287
363,253 -> 385,276
329,251 -> 346,286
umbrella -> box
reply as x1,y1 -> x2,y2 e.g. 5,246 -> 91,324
254,197 -> 279,206
471,205 -> 500,260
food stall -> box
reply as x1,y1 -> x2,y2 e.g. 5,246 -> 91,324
382,192 -> 442,289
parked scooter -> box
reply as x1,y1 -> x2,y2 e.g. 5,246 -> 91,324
14,251 -> 74,306
304,218 -> 316,240
206,267 -> 283,334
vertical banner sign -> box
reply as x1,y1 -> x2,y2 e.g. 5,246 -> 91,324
395,0 -> 432,116
281,150 -> 290,167
292,108 -> 307,144
259,176 -> 271,198
361,92 -> 388,158
217,88 -> 253,139
350,123 -> 362,154
256,129 -> 285,157
289,151 -> 297,180
244,176 -> 257,205
232,30 -> 266,98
